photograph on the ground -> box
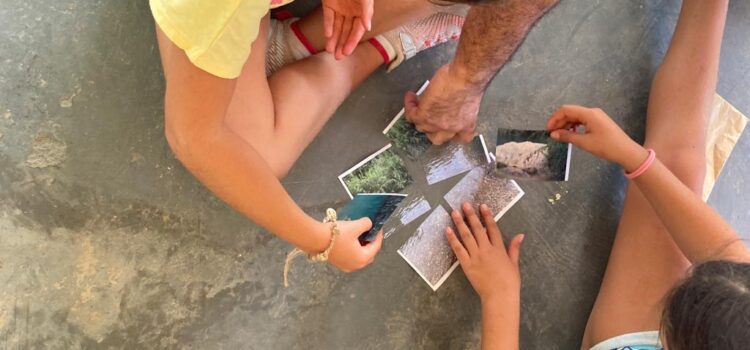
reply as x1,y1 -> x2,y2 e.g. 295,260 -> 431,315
338,193 -> 407,242
423,134 -> 491,185
397,206 -> 459,291
495,128 -> 571,181
383,82 -> 431,161
444,166 -> 525,221
381,192 -> 432,239
339,144 -> 414,199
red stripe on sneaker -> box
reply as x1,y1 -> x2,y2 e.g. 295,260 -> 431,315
368,38 -> 390,65
290,21 -> 317,55
273,10 -> 294,20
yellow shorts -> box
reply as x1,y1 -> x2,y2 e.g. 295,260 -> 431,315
150,0 -> 295,79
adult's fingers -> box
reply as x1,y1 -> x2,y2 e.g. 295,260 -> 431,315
480,204 -> 503,247
445,227 -> 470,265
342,20 -> 366,56
427,131 -> 454,145
451,209 -> 477,255
507,234 -> 525,268
453,129 -> 475,143
336,17 -> 354,60
323,7 -> 335,38
404,91 -> 421,121
462,203 -> 489,247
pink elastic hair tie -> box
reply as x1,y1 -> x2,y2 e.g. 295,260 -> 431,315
625,148 -> 656,180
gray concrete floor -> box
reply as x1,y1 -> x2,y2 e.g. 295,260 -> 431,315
1,0 -> 749,349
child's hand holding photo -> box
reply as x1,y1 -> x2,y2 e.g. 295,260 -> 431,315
545,105 -> 650,173
446,202 -> 524,350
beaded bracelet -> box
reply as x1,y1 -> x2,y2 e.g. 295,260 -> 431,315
283,208 -> 340,287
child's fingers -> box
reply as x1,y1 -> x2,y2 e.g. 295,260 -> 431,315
323,7 -> 335,38
445,227 -> 469,264
507,234 -> 525,268
351,217 -> 373,236
547,105 -> 592,131
480,204 -> 503,247
462,203 -> 489,246
329,13 -> 344,55
361,1 -> 373,31
343,20 -> 365,56
451,210 -> 478,255
336,17 -> 354,60
550,129 -> 583,146
361,230 -> 383,259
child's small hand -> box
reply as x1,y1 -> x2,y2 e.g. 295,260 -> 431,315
546,105 -> 648,172
328,218 -> 383,273
446,203 -> 524,304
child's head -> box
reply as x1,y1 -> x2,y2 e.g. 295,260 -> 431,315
662,260 -> 750,349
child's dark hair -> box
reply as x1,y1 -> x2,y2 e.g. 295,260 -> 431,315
662,260 -> 750,349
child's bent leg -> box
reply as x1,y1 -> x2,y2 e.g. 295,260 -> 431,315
224,15 -> 383,178
581,0 -> 728,348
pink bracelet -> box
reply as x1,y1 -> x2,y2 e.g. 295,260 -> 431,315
625,148 -> 656,180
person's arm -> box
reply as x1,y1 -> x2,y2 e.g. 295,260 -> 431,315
624,148 -> 747,263
157,28 -> 380,272
548,106 -> 749,264
405,0 -> 559,145
446,203 -> 525,350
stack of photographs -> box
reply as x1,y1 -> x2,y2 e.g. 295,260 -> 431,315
383,81 -> 492,185
494,128 -> 571,181
334,87 -> 567,292
380,190 -> 432,239
397,166 -> 525,291
338,144 -> 413,199
443,166 -> 525,221
383,81 -> 432,161
338,193 -> 407,242
397,206 -> 458,291
421,137 -> 490,185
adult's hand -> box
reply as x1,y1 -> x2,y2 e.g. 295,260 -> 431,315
404,64 -> 483,145
322,0 -> 373,60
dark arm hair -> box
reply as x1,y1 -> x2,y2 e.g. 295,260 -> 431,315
439,0 -> 559,93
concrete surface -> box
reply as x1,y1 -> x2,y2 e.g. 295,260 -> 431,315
1,0 -> 749,349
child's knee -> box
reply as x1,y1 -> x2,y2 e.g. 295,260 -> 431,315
260,150 -> 295,179
648,147 -> 706,192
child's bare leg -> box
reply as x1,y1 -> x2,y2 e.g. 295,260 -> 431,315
224,15 -> 383,177
581,0 -> 728,348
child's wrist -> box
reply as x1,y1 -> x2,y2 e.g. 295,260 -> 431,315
619,142 -> 650,173
298,220 -> 332,254
480,289 -> 520,309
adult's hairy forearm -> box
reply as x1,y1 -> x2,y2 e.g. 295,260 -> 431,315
453,0 -> 558,91
171,125 -> 327,253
